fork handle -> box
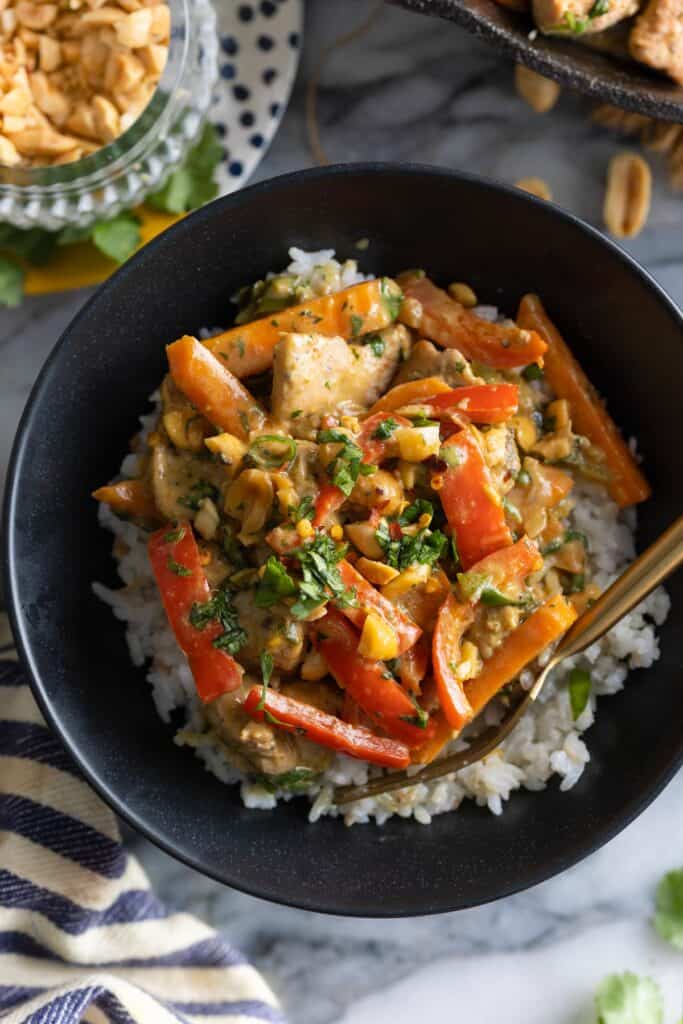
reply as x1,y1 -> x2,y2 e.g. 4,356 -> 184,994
556,515 -> 683,662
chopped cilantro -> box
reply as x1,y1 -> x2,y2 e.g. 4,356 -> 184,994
522,363 -> 544,382
164,526 -> 185,543
318,429 -> 366,497
364,332 -> 385,357
380,277 -> 403,320
567,572 -> 585,593
189,584 -> 247,655
254,556 -> 297,608
440,444 -> 464,467
376,519 -> 448,572
568,667 -> 591,719
291,409 -> 303,419
654,868 -> 683,949
290,534 -> 356,619
179,480 -> 219,511
166,556 -> 192,577
410,413 -> 439,428
92,213 -> 141,264
588,0 -> 609,16
350,313 -> 364,337
290,495 -> 315,522
400,694 -> 430,730
398,498 -> 433,526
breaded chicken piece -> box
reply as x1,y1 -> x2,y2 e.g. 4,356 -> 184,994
533,0 -> 638,35
630,0 -> 683,84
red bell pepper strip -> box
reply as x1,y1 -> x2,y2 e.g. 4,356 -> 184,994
439,430 -> 513,569
432,592 -> 475,730
356,412 -> 411,465
312,483 -> 345,529
312,608 -> 434,747
148,523 -> 243,702
427,384 -> 519,424
399,273 -> 547,369
337,560 -> 422,655
243,687 -> 411,769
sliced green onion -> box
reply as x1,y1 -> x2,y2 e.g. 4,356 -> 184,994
249,434 -> 297,470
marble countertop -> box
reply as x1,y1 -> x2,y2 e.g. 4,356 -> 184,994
1,1 -> 681,1020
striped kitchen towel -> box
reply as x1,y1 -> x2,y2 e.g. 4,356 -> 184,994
0,615 -> 285,1024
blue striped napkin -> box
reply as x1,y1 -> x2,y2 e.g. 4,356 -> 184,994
0,614 -> 285,1024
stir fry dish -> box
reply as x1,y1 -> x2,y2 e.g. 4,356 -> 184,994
94,259 -> 651,804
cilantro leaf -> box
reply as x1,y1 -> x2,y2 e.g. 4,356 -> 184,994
398,498 -> 433,526
568,667 -> 591,720
654,868 -> 683,949
595,972 -> 664,1024
178,480 -> 219,511
376,519 -> 448,571
92,213 -> 141,264
189,584 -> 247,655
148,122 -> 222,214
290,534 -> 355,619
0,258 -> 24,308
364,332 -> 385,357
250,767 -> 319,793
372,417 -> 398,441
289,495 -> 315,522
260,650 -> 274,687
166,556 -> 192,577
254,556 -> 297,608
318,428 -> 365,497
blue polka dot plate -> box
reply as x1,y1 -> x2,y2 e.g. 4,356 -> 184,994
212,0 -> 303,191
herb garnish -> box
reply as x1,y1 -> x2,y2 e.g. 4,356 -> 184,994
164,525 -> 185,543
179,480 -> 219,511
189,584 -> 247,655
318,428 -> 366,497
350,313 -> 364,337
290,534 -> 357,619
380,277 -> 403,320
289,495 -> 315,522
654,867 -> 683,949
372,417 -> 398,441
167,556 -> 192,577
522,363 -> 544,382
568,667 -> 591,720
364,333 -> 385,357
254,556 -> 298,608
376,518 -> 448,571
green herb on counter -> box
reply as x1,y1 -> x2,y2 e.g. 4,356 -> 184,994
654,867 -> 683,950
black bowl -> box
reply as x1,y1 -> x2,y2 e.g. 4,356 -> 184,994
391,0 -> 683,122
5,164 -> 682,917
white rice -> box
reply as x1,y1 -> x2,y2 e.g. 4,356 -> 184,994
94,248 -> 671,826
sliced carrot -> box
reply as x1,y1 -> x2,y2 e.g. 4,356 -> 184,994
166,335 -> 266,440
203,278 -> 402,378
366,376 -> 451,416
399,273 -> 547,369
465,594 -> 578,716
517,294 -> 650,507
432,592 -> 475,730
92,478 -> 158,520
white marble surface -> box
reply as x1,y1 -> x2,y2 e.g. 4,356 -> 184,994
1,1 -> 682,1021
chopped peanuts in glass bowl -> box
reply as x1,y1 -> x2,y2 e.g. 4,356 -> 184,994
0,0 -> 170,168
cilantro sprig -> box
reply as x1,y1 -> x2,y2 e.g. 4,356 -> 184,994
0,123 -> 223,308
189,584 -> 247,655
318,428 -> 374,497
375,516 -> 448,572
290,534 -> 357,619
594,972 -> 664,1024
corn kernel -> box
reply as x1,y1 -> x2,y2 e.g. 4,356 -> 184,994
430,472 -> 444,491
296,518 -> 314,539
330,523 -> 344,541
417,511 -> 432,528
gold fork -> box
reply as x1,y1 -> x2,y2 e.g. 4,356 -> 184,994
333,515 -> 683,807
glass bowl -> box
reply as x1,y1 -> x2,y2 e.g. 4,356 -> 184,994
0,0 -> 217,231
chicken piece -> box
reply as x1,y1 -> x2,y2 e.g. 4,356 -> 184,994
159,374 -> 212,452
392,339 -> 481,387
630,0 -> 683,85
206,689 -> 300,775
533,0 -> 638,35
149,444 -> 227,522
233,590 -> 304,673
271,325 -> 405,439
206,684 -> 333,776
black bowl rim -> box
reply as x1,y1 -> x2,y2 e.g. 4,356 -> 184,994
389,0 -> 683,122
4,162 -> 683,917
